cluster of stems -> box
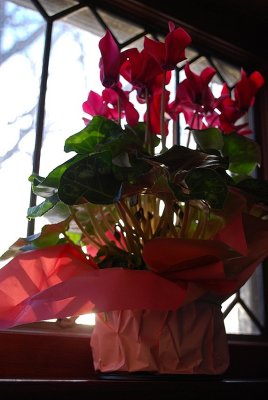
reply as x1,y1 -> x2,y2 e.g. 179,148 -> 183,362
70,195 -> 211,265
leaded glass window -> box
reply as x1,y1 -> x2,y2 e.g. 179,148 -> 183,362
0,0 -> 266,335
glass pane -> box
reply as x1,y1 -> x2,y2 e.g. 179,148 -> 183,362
186,47 -> 199,61
96,8 -> 144,44
39,15 -> 104,177
177,47 -> 200,69
240,266 -> 264,327
38,0 -> 77,16
221,293 -> 237,313
187,56 -> 222,85
224,303 -> 261,334
0,0 -> 45,259
61,7 -> 105,37
75,313 -> 96,326
122,35 -> 146,51
211,56 -> 241,87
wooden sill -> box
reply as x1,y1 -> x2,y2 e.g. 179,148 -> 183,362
1,323 -> 268,380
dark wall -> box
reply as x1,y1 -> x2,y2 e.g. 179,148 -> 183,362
137,0 -> 268,60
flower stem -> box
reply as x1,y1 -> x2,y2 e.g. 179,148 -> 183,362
186,130 -> 192,148
69,205 -> 103,251
119,199 -> 147,242
180,201 -> 190,238
160,70 -> 167,151
187,112 -> 197,148
115,202 -> 143,254
117,95 -> 121,126
144,88 -> 151,153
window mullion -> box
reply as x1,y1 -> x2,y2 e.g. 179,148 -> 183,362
27,16 -> 53,236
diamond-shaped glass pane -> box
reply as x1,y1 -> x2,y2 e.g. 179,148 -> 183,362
38,0 -> 77,16
61,7 -> 105,37
211,56 -> 241,87
224,303 -> 261,334
97,8 -> 144,44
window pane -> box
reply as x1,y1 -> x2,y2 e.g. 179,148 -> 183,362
224,303 -> 261,335
96,8 -> 144,44
38,0 -> 78,16
240,267 -> 265,328
211,56 -> 241,87
0,0 -> 45,257
39,17 -> 104,177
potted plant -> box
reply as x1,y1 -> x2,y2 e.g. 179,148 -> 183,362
0,22 -> 267,375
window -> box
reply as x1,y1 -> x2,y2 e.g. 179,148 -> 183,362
1,0 -> 268,380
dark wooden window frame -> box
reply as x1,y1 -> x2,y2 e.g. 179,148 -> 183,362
1,0 -> 268,388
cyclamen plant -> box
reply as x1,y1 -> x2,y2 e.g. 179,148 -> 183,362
2,22 -> 267,273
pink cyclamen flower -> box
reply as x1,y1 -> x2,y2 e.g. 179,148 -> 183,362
99,30 -> 121,88
82,90 -> 119,123
83,87 -> 139,127
144,22 -> 191,70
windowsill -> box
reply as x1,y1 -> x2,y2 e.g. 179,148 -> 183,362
1,324 -> 268,380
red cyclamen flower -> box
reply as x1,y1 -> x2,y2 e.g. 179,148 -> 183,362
99,30 -> 121,88
120,48 -> 163,95
145,91 -> 170,135
113,86 -> 139,126
168,63 -> 217,129
234,69 -> 264,111
144,22 -> 191,70
218,70 -> 264,135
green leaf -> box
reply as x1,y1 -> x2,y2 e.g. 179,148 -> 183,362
125,123 -> 160,150
58,151 -> 122,205
0,217 -> 70,258
100,123 -> 151,156
65,231 -> 82,245
112,155 -> 151,183
64,116 -> 123,154
0,237 -> 30,260
65,118 -> 154,159
193,128 -> 224,152
222,133 -> 261,175
29,154 -> 87,196
185,168 -> 228,209
27,193 -> 60,219
42,201 -> 71,223
31,219 -> 71,248
152,145 -> 227,172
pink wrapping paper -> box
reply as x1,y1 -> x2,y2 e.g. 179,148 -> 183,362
0,212 -> 268,330
90,301 -> 229,374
